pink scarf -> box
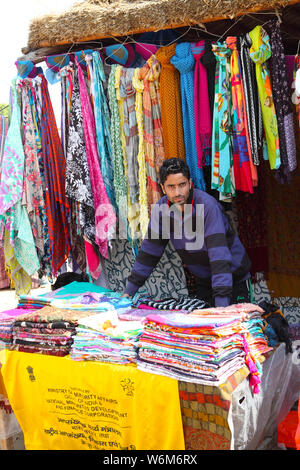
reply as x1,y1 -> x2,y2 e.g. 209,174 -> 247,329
76,59 -> 116,259
191,41 -> 212,168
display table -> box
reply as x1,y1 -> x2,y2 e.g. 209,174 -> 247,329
0,343 -> 299,450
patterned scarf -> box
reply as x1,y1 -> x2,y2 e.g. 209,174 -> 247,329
65,66 -> 95,245
238,35 -> 264,166
132,68 -> 149,239
90,52 -> 117,210
249,25 -> 281,171
77,59 -> 117,258
191,41 -> 212,168
171,42 -> 205,191
155,44 -> 185,160
265,19 -> 297,183
138,56 -> 164,209
20,81 -> 45,261
226,37 -> 254,194
211,42 -> 234,198
39,75 -> 70,276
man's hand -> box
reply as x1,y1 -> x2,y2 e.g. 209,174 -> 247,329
121,293 -> 132,299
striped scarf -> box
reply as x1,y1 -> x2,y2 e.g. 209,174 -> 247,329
211,42 -> 234,198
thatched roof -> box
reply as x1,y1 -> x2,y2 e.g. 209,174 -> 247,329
25,0 -> 300,52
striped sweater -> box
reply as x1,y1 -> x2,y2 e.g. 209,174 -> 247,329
125,188 -> 251,307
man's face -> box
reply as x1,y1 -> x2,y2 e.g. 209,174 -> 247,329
161,173 -> 192,209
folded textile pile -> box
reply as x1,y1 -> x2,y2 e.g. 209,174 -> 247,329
70,311 -> 142,364
10,306 -> 98,357
51,292 -> 132,312
0,309 -> 35,350
137,303 -> 272,390
132,296 -> 209,312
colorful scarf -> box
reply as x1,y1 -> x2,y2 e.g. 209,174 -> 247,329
90,51 -> 117,210
39,75 -> 70,275
0,80 -> 25,218
138,56 -> 164,209
155,45 -> 185,160
77,59 -> 117,258
132,69 -> 149,239
0,115 -> 7,171
211,42 -> 234,198
191,41 -> 212,168
171,42 -> 205,191
265,19 -> 297,183
107,65 -> 130,243
226,37 -> 254,194
249,25 -> 281,171
21,81 -> 45,262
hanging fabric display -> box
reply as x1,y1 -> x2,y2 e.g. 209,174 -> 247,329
156,44 -> 185,160
191,41 -> 212,168
76,58 -> 117,259
171,42 -> 206,191
211,42 -> 234,198
201,40 -> 217,127
265,19 -> 297,183
238,35 -> 264,166
138,55 -> 164,209
226,36 -> 254,194
248,25 -> 281,171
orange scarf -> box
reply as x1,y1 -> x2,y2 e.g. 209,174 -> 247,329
156,45 -> 185,160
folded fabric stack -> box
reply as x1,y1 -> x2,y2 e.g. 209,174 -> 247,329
137,303 -> 272,390
0,309 -> 35,350
18,294 -> 52,310
132,296 -> 209,312
70,311 -> 142,364
10,306 -> 98,357
51,292 -> 132,312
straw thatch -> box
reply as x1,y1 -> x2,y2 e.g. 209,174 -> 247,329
26,0 -> 300,51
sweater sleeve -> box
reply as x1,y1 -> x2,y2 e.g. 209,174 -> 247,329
204,201 -> 232,306
124,203 -> 169,297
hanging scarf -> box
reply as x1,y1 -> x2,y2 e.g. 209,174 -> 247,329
238,35 -> 264,166
0,115 -> 7,171
65,67 -> 95,245
115,66 -> 140,248
191,41 -> 212,168
293,56 -> 300,134
107,65 -> 130,243
226,37 -> 254,194
155,44 -> 185,160
90,51 -> 117,210
171,42 -> 205,191
132,68 -> 149,239
201,40 -> 217,126
3,227 -> 32,296
39,75 -> 70,275
119,67 -> 140,205
20,81 -> 45,260
0,80 -> 25,218
249,25 -> 281,170
265,19 -> 297,183
211,42 -> 234,197
76,58 -> 117,258
138,55 -> 164,209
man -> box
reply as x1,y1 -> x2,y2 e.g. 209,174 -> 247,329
123,158 -> 251,308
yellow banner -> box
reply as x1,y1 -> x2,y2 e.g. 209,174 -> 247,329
1,350 -> 185,450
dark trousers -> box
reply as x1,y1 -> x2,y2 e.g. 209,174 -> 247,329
194,280 -> 250,307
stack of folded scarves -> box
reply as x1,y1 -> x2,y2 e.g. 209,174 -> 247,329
0,308 -> 35,350
10,305 -> 98,357
70,311 -> 142,364
132,296 -> 209,313
137,303 -> 272,390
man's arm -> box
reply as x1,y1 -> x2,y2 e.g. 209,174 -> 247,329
204,202 -> 233,307
124,203 -> 169,297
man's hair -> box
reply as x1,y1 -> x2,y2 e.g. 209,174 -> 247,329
159,158 -> 191,185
